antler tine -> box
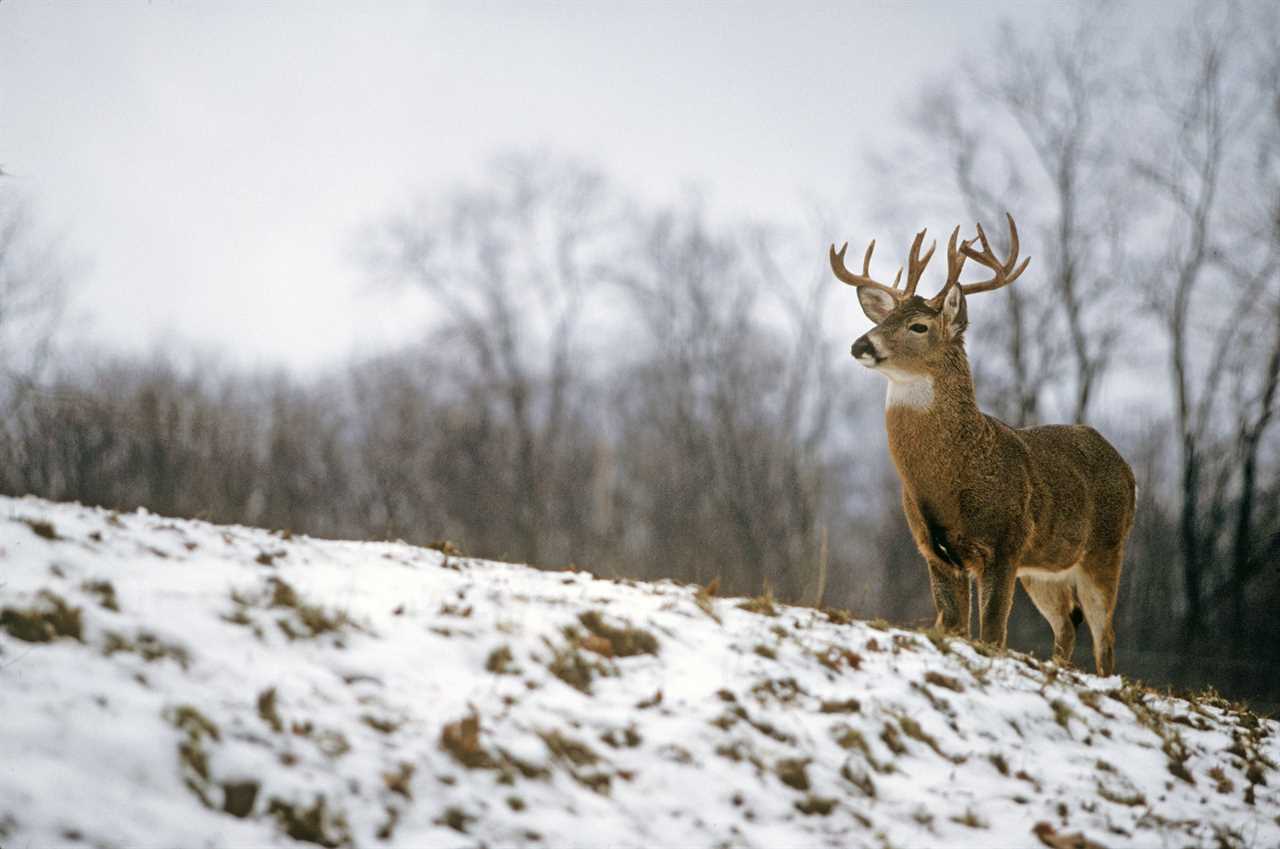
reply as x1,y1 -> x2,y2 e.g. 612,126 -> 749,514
829,239 -> 907,303
902,228 -> 936,298
958,212 -> 1031,295
944,225 -> 968,288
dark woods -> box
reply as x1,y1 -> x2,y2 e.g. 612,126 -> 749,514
3,6 -> 1278,709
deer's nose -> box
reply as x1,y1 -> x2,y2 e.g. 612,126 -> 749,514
851,335 -> 877,361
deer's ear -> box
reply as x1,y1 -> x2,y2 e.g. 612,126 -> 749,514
938,283 -> 967,337
857,288 -> 897,324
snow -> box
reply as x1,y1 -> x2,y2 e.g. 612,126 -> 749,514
1,494 -> 1277,848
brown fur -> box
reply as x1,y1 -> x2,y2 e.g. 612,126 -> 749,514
853,291 -> 1134,675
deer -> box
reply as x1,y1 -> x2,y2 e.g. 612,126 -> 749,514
830,215 -> 1135,675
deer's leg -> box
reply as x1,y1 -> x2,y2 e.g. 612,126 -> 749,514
926,557 -> 970,637
976,561 -> 1017,649
1018,575 -> 1077,665
1076,548 -> 1123,676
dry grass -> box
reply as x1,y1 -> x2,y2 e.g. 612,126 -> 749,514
795,795 -> 837,815
924,670 -> 965,693
166,704 -> 221,809
382,762 -> 414,799
267,795 -> 351,848
485,644 -> 518,675
738,591 -> 779,617
16,516 -> 59,540
578,610 -> 658,657
540,730 -> 599,766
81,579 -> 120,611
949,807 -> 987,829
102,630 -> 190,669
1,590 -> 83,643
257,687 -> 284,733
546,640 -> 607,693
440,713 -> 495,769
694,578 -> 722,623
774,758 -> 810,791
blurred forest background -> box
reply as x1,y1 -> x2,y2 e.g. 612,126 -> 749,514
3,5 -> 1278,710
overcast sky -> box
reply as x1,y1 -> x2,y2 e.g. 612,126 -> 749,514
3,1 -> 1159,372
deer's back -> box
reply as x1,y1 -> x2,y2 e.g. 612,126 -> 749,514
1010,422 -> 1136,564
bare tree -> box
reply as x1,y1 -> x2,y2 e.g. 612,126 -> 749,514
1132,5 -> 1280,639
0,188 -> 70,420
611,204 -> 855,602
889,8 -> 1127,426
367,154 -> 615,565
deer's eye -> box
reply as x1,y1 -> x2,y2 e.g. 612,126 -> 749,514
909,323 -> 929,334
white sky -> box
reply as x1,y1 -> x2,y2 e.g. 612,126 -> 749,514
2,1 -> 1153,372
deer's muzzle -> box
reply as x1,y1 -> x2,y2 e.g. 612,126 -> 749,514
851,334 -> 881,365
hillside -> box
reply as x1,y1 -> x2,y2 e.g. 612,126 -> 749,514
1,495 -> 1277,848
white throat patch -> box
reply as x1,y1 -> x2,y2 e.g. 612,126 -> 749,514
885,375 -> 935,410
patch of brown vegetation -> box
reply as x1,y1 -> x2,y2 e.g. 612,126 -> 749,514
485,644 -> 518,674
892,633 -> 921,652
382,762 -> 414,799
694,578 -> 722,623
950,808 -> 987,829
636,689 -> 663,709
441,713 -> 494,769
81,579 -> 119,611
898,715 -> 963,763
17,516 -> 59,540
540,730 -> 599,767
880,721 -> 907,755
815,646 -> 863,673
361,714 -> 401,735
924,670 -> 965,693
166,704 -> 221,808
257,687 -> 284,732
738,592 -> 778,617
600,726 -> 642,748
775,758 -> 810,791
222,780 -> 259,818
823,607 -> 856,625
546,640 -> 607,693
435,806 -> 473,833
1033,820 -> 1107,849
427,539 -> 463,557
268,795 -> 351,848
750,676 -> 805,704
841,761 -> 877,796
1050,699 -> 1075,732
227,577 -> 360,641
102,630 -> 190,669
795,795 -> 837,815
578,610 -> 658,657
1,590 -> 83,643
1096,780 -> 1145,807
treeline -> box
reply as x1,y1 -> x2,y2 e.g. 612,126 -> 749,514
1,175 -> 871,610
2,3 -> 1278,707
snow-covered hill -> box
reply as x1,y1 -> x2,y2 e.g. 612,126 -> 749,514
1,496 -> 1276,848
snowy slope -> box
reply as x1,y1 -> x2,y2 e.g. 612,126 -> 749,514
1,496 -> 1277,849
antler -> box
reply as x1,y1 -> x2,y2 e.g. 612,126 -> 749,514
902,229 -> 936,298
829,239 -> 905,303
944,226 -> 968,289
830,228 -> 940,302
959,213 -> 1030,295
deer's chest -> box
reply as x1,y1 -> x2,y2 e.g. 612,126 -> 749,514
904,488 -> 998,571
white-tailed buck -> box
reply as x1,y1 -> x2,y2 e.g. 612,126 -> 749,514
831,215 -> 1135,675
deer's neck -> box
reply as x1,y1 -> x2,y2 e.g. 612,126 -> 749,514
883,346 -> 989,486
